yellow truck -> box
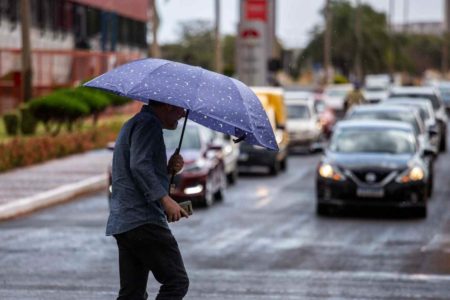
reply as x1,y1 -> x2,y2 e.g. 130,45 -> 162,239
237,87 -> 289,175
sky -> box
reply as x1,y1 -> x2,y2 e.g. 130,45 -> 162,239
156,0 -> 445,49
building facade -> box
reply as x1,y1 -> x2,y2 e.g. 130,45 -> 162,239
0,0 -> 149,113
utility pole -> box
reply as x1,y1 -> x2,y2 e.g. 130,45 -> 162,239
355,0 -> 363,83
20,0 -> 32,102
323,0 -> 332,85
214,0 -> 223,73
387,0 -> 395,78
403,0 -> 408,33
148,0 -> 161,58
443,0 -> 450,77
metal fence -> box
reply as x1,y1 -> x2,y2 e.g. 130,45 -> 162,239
0,49 -> 142,114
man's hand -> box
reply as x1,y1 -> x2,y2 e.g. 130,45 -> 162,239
161,195 -> 189,222
168,153 -> 184,174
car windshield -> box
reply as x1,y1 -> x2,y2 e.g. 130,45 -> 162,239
390,93 -> 440,109
326,89 -> 348,97
164,126 -> 201,150
287,104 -> 311,119
366,87 -> 385,92
348,110 -> 420,135
330,128 -> 415,154
386,102 -> 430,121
438,87 -> 450,103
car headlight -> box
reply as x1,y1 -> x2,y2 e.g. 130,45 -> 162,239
396,166 -> 425,183
318,163 -> 345,181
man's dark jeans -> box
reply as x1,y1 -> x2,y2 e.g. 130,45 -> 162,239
114,224 -> 189,300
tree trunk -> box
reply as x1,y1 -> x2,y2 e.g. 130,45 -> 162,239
20,0 -> 33,102
148,0 -> 161,58
214,0 -> 223,73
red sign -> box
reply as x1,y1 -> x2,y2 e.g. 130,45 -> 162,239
245,0 -> 267,22
241,28 -> 260,38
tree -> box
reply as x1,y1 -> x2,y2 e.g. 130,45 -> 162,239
299,1 -> 391,78
20,0 -> 33,102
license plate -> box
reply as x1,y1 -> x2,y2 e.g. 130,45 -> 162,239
357,187 -> 384,198
239,153 -> 249,161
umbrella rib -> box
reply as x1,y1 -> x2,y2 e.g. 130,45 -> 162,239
131,61 -> 172,100
193,67 -> 205,112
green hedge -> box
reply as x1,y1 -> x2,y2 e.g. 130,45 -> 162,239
0,121 -> 122,173
2,112 -> 19,136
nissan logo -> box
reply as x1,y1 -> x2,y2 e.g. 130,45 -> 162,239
365,173 -> 376,183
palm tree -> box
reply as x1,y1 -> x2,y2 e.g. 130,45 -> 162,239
148,0 -> 161,58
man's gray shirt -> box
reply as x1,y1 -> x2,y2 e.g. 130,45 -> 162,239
106,105 -> 169,236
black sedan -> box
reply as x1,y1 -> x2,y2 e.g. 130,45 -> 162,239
316,120 -> 433,218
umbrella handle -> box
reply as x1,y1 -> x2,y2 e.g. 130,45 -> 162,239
169,109 -> 190,195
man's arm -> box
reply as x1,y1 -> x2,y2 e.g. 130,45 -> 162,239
129,120 -> 167,203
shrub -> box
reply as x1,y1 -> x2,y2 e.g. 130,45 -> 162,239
0,121 -> 122,173
333,74 -> 349,84
29,91 -> 90,135
2,112 -> 20,136
71,87 -> 111,125
20,104 -> 38,135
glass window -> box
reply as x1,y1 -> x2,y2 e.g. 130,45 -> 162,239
348,111 -> 421,135
287,105 -> 311,119
330,128 -> 415,154
164,126 -> 201,150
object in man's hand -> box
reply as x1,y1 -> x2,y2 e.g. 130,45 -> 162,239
179,201 -> 193,216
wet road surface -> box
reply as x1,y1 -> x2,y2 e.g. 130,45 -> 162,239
1,150 -> 450,299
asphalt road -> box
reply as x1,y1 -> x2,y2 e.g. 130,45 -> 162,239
1,150 -> 450,299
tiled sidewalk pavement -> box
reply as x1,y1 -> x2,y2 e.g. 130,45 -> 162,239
0,149 -> 113,220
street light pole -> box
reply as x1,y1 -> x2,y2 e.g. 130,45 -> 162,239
324,0 -> 332,85
20,0 -> 32,102
355,0 -> 363,84
443,0 -> 450,77
214,0 -> 223,73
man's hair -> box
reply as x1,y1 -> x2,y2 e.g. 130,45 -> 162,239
148,100 -> 165,107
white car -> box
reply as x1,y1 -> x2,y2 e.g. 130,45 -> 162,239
363,86 -> 389,104
323,84 -> 353,112
284,91 -> 322,150
390,86 -> 448,152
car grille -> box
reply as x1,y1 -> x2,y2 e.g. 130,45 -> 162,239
351,169 -> 394,184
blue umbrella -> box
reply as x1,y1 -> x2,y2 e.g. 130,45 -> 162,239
83,58 -> 278,151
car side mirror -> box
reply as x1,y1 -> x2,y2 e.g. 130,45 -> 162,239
428,127 -> 439,137
311,143 -> 325,153
422,147 -> 436,157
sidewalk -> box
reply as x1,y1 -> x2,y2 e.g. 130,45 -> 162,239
0,149 -> 113,221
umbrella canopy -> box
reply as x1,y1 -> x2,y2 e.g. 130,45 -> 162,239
84,58 -> 278,151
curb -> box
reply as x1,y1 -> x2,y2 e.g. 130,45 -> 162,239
0,174 -> 108,221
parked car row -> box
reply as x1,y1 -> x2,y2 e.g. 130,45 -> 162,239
314,85 -> 448,218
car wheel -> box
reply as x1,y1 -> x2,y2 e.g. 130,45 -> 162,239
280,157 -> 287,171
427,174 -> 434,198
411,206 -> 427,218
316,203 -> 331,216
439,131 -> 447,152
269,160 -> 280,175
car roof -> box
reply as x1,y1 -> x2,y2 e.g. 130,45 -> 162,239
251,86 -> 284,95
384,98 -> 433,108
350,104 -> 416,113
390,86 -> 437,95
284,91 -> 315,100
324,84 -> 353,90
335,120 -> 414,132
